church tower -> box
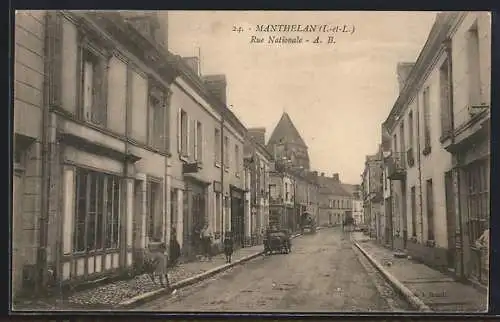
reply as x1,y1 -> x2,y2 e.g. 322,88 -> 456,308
267,112 -> 310,170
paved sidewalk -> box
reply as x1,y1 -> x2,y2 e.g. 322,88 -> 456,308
352,232 -> 487,312
14,243 -> 266,311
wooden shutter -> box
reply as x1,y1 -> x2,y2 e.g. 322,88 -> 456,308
194,120 -> 198,161
177,108 -> 181,153
198,122 -> 203,163
186,114 -> 191,158
164,90 -> 172,153
92,58 -> 102,125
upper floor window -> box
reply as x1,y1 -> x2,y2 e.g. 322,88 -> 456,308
78,39 -> 109,127
422,86 -> 431,153
214,128 -> 221,165
195,120 -> 203,162
439,58 -> 452,139
148,86 -> 169,151
224,136 -> 229,170
467,21 -> 481,105
178,109 -> 188,158
399,122 -> 405,154
235,144 -> 240,176
408,110 -> 414,150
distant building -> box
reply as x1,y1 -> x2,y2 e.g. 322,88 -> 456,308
361,149 -> 384,240
317,173 -> 352,227
342,183 -> 364,225
244,129 -> 273,245
266,112 -> 314,231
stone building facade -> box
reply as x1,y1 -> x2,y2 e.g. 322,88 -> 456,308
244,129 -> 273,244
381,12 -> 490,284
12,10 -> 249,298
13,10 -> 47,298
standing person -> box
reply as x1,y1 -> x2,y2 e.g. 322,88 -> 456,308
475,222 -> 490,280
149,242 -> 170,289
223,232 -> 234,263
169,228 -> 181,268
200,224 -> 213,261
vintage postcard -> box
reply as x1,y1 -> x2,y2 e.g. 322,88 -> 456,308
12,10 -> 490,314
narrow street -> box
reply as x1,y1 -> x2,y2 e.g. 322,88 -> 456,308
136,228 -> 410,312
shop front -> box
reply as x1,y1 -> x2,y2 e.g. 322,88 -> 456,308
56,126 -> 141,287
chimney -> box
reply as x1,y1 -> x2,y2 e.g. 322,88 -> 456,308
332,173 -> 340,182
248,127 -> 266,146
396,62 -> 415,92
182,57 -> 199,76
203,74 -> 227,105
121,11 -> 167,48
321,172 -> 325,177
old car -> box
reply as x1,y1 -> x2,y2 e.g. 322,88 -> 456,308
264,228 -> 291,255
300,212 -> 317,234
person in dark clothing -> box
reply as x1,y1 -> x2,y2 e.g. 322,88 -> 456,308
223,232 -> 234,263
168,228 -> 181,268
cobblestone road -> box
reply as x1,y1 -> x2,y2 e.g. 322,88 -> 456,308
136,228 -> 411,312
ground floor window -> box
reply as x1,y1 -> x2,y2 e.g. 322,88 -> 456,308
73,168 -> 121,253
465,159 -> 490,244
147,181 -> 162,241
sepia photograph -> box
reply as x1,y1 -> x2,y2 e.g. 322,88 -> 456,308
12,10 -> 490,314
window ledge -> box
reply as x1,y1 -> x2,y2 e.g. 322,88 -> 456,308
179,155 -> 189,163
214,162 -> 221,168
224,166 -> 229,173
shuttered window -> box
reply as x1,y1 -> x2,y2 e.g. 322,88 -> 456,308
77,37 -> 109,127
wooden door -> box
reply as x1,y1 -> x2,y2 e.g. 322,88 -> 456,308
444,171 -> 456,270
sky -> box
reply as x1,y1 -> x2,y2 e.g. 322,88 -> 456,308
167,11 -> 437,184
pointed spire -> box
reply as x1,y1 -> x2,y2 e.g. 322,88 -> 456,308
268,112 -> 307,147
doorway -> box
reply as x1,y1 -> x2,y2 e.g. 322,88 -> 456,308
401,183 -> 408,249
444,170 -> 456,270
230,188 -> 244,248
385,197 -> 393,247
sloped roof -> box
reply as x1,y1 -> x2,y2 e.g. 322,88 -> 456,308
317,176 -> 351,197
267,112 -> 307,147
341,184 -> 358,195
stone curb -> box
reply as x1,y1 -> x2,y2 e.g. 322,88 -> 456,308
117,233 -> 303,309
353,241 -> 433,312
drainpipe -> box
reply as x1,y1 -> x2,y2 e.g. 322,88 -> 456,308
220,116 -> 225,240
415,94 -> 425,244
37,11 -> 55,295
445,38 -> 463,276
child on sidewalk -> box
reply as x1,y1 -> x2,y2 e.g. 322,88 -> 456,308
223,232 -> 234,264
